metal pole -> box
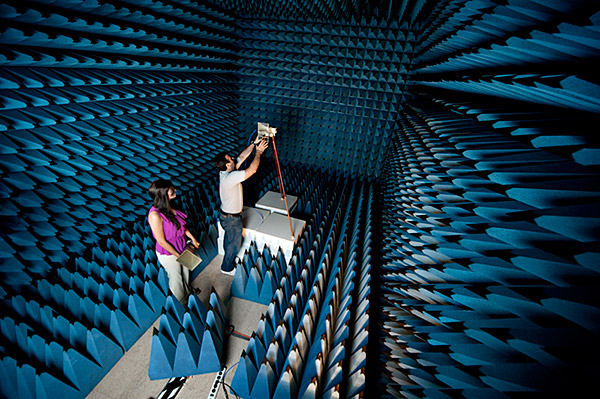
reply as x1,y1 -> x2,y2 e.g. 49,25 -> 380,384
270,135 -> 294,240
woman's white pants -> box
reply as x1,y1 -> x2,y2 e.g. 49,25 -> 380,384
156,252 -> 190,303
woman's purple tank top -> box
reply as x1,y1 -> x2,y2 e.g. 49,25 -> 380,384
149,206 -> 187,255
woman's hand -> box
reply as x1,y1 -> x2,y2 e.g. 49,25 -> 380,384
185,228 -> 200,248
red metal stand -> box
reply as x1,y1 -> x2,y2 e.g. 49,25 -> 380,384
270,135 -> 295,240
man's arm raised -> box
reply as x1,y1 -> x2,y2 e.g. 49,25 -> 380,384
244,139 -> 268,180
236,134 -> 264,169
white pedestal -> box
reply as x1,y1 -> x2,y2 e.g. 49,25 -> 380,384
253,212 -> 306,264
255,191 -> 298,215
216,206 -> 306,265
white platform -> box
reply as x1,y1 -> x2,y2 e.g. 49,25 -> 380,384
217,206 -> 305,264
253,212 -> 306,262
255,191 -> 298,215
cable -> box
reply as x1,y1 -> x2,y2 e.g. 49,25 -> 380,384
226,324 -> 252,340
251,207 -> 265,221
241,129 -> 258,170
218,361 -> 241,399
220,377 -> 230,399
247,129 -> 257,146
222,381 -> 241,399
223,360 -> 240,381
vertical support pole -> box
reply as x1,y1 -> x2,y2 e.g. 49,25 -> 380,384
270,135 -> 295,240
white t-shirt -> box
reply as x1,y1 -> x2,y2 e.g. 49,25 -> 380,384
219,169 -> 246,214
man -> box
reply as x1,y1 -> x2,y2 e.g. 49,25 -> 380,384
212,137 -> 269,275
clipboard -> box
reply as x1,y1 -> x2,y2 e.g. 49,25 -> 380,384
177,249 -> 202,271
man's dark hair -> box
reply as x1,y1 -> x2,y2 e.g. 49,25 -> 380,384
212,151 -> 229,171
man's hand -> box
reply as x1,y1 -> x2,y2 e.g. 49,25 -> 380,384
256,138 -> 268,154
245,138 -> 269,180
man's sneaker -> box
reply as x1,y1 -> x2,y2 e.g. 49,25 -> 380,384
221,268 -> 235,276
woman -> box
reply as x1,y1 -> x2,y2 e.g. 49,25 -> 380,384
148,179 -> 199,304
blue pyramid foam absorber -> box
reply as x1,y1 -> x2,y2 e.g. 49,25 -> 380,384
158,310 -> 182,345
127,292 -> 157,329
209,289 -> 226,327
16,362 -> 36,399
259,269 -> 278,304
230,261 -> 248,298
109,308 -> 144,350
84,325 -> 122,368
230,350 -> 258,398
245,266 -> 263,302
188,292 -> 208,323
172,327 -> 202,377
272,366 -> 298,399
0,357 -> 18,397
62,347 -> 105,392
148,328 -> 176,380
165,295 -> 186,324
197,323 -> 224,374
143,280 -> 167,313
250,359 -> 276,399
182,312 -> 204,346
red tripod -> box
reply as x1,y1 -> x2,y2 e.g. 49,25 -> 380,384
270,134 -> 295,240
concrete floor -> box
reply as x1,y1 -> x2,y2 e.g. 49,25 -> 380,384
88,254 -> 267,399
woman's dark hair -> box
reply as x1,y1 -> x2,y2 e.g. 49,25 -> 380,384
148,179 -> 180,229
212,151 -> 229,171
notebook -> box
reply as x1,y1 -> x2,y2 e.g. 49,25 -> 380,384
177,249 -> 202,271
